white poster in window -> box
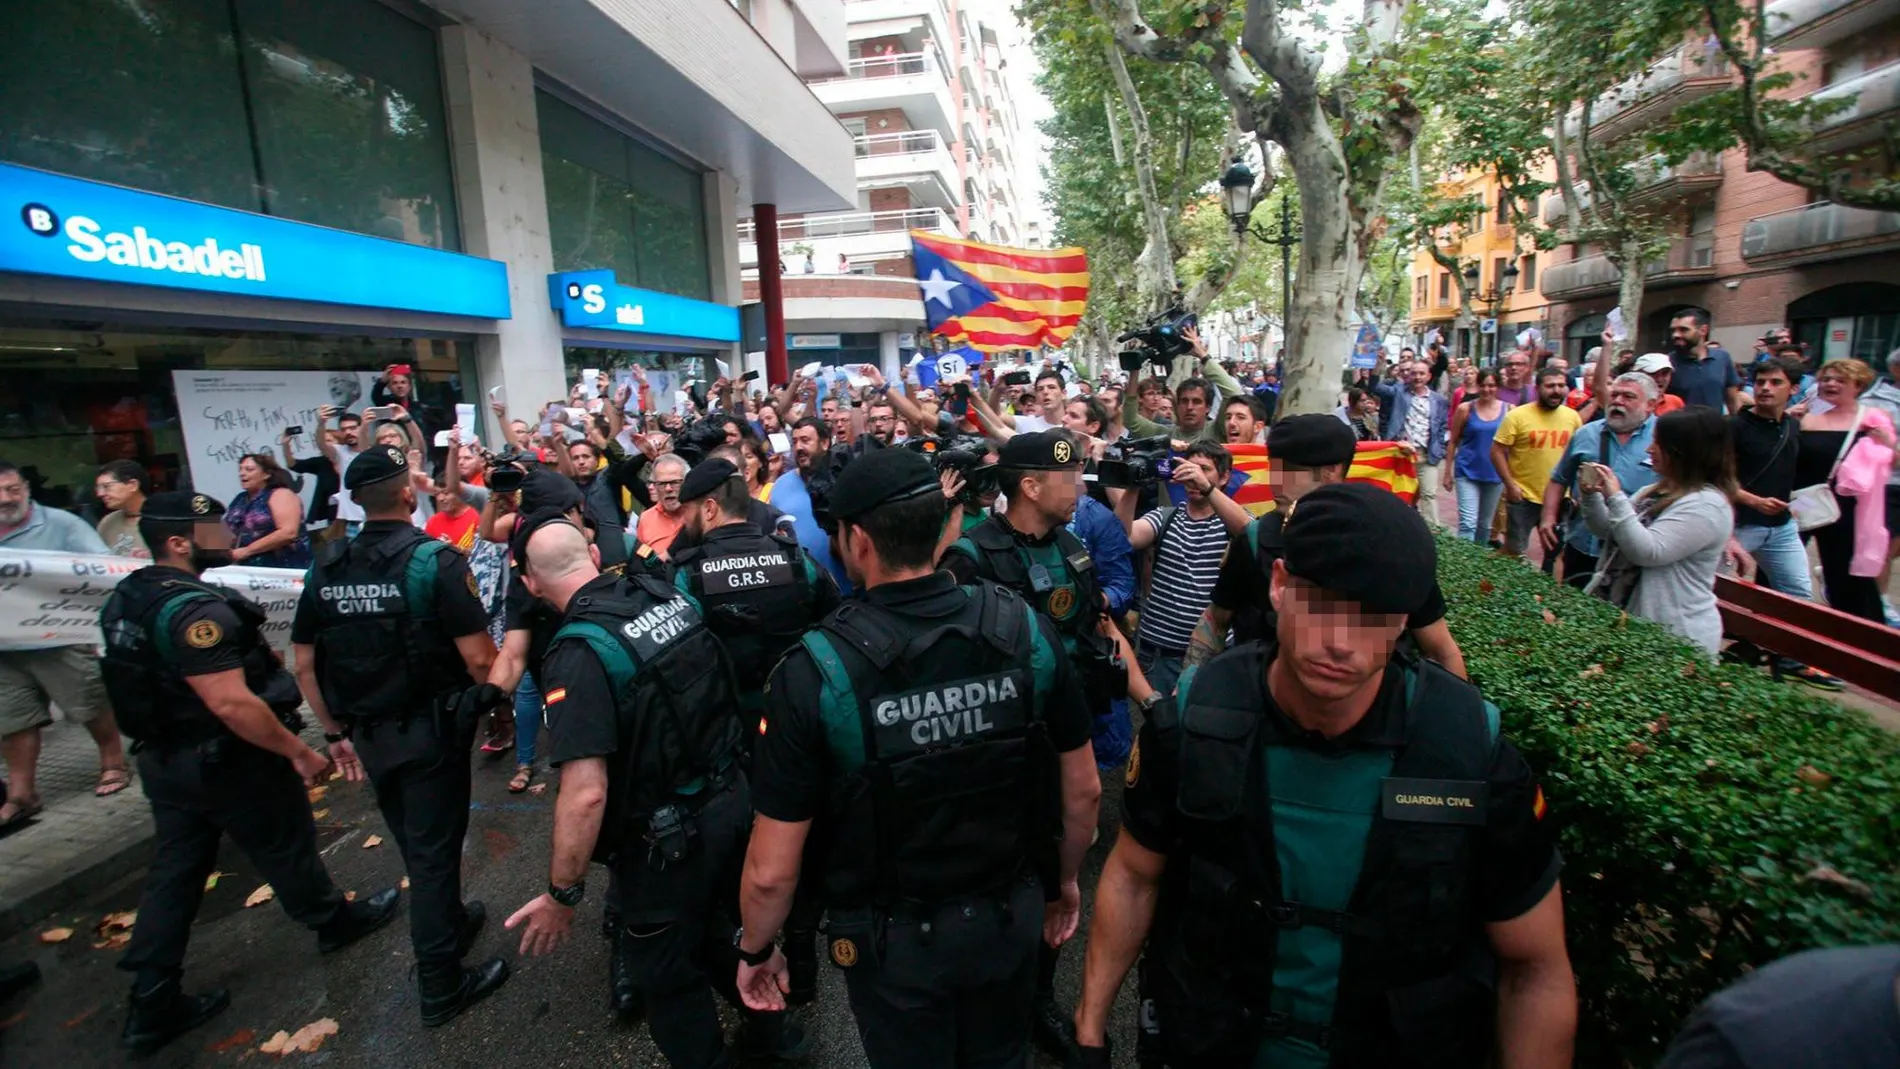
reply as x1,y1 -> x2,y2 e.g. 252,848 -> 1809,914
170,369 -> 381,515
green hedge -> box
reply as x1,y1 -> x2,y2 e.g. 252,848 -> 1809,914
1436,536 -> 1900,1067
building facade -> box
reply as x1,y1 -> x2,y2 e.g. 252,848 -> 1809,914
1408,167 -> 1557,363
737,0 -> 1040,373
0,0 -> 855,511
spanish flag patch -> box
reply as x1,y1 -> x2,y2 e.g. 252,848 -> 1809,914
1531,786 -> 1548,821
544,687 -> 568,706
758,716 -> 769,736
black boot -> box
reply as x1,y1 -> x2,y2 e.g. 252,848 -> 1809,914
733,1013 -> 812,1064
608,927 -> 643,1020
600,903 -> 620,942
0,961 -> 40,1003
316,886 -> 403,953
783,932 -> 817,1007
121,975 -> 230,1055
418,958 -> 509,1027
1033,994 -> 1080,1062
456,901 -> 487,959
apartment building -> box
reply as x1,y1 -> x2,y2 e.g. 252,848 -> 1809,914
1537,3 -> 1900,366
1409,167 -> 1558,362
738,0 -> 1040,372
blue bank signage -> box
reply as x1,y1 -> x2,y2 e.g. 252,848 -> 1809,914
1,162 -> 511,319
548,270 -> 739,344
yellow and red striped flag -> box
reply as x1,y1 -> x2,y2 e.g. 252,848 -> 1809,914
910,231 -> 1088,352
1227,442 -> 1420,515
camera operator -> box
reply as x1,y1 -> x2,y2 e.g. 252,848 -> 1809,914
1119,325 -> 1249,444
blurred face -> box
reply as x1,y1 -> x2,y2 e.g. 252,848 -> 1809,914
96,474 -> 137,511
167,519 -> 235,571
0,471 -> 29,526
1061,400 -> 1100,437
1270,566 -> 1407,705
650,460 -> 687,513
338,417 -> 362,447
1752,368 -> 1792,411
1669,316 -> 1708,354
866,405 -> 896,444
792,425 -> 825,473
1175,388 -> 1209,431
238,457 -> 265,492
1223,402 -> 1259,445
1269,460 -> 1341,509
1035,377 -> 1065,413
1604,382 -> 1652,433
1023,467 -> 1083,524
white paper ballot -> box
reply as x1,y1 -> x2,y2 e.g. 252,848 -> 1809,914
798,361 -> 823,379
1606,307 -> 1627,343
715,358 -> 731,380
581,369 -> 601,398
907,354 -> 926,368
454,403 -> 475,433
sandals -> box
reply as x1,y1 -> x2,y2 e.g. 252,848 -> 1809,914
507,765 -> 535,794
480,713 -> 516,759
0,797 -> 43,836
95,766 -> 133,798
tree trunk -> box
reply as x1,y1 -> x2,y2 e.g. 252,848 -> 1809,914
1279,137 -> 1362,416
1103,40 -> 1178,314
1613,238 -> 1646,353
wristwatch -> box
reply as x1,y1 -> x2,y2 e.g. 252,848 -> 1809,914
1133,692 -> 1164,716
733,928 -> 776,967
548,881 -> 586,908
323,729 -> 350,743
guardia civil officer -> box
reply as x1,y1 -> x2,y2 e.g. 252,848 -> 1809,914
101,491 -> 401,1055
669,457 -> 841,1007
1074,483 -> 1577,1068
938,428 -> 1113,1055
1186,414 -> 1467,677
735,447 -> 1102,1069
289,445 -> 510,1026
502,512 -> 806,1068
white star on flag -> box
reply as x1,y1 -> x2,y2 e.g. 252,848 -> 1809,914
918,268 -> 963,307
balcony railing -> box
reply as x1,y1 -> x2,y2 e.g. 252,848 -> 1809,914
1563,45 -> 1731,141
1764,0 -> 1900,48
1808,61 -> 1900,150
854,130 -> 943,157
1540,237 -> 1715,298
813,46 -> 948,84
738,207 -> 952,242
1539,152 -> 1722,223
1741,201 -> 1900,261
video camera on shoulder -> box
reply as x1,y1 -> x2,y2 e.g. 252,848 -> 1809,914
1116,306 -> 1198,373
1094,434 -> 1173,489
481,446 -> 535,493
907,434 -> 997,506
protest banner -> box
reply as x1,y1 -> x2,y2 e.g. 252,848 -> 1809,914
0,548 -> 305,652
170,369 -> 381,509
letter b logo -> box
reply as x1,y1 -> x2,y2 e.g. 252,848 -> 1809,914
21,203 -> 58,236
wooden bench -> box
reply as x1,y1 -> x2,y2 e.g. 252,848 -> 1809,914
1714,575 -> 1900,701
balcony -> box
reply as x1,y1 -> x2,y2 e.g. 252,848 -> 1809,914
1564,45 -> 1732,143
842,0 -> 953,43
737,206 -> 958,269
1806,61 -> 1900,154
1765,0 -> 1900,49
1540,237 -> 1716,300
854,130 -> 957,208
1628,150 -> 1725,205
1740,201 -> 1900,264
811,48 -> 955,134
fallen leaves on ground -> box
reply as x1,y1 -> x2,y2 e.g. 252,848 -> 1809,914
362,835 -> 383,849
1805,864 -> 1874,900
1477,579 -> 1495,595
203,871 -> 228,892
526,783 -> 548,796
207,1028 -> 256,1053
244,884 -> 276,908
1541,608 -> 1558,625
259,1017 -> 338,1055
1579,664 -> 1605,678
400,877 -> 409,890
311,808 -> 330,820
91,933 -> 130,951
1625,741 -> 1652,757
307,786 -> 328,804
98,911 -> 136,933
39,927 -> 73,944
1796,764 -> 1833,788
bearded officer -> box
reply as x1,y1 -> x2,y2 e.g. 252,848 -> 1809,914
735,447 -> 1102,1069
290,445 -> 509,1026
503,511 -> 806,1067
668,457 -> 840,1008
101,491 -> 400,1055
1185,414 -> 1465,678
938,427 -> 1115,1056
1073,483 -> 1576,1068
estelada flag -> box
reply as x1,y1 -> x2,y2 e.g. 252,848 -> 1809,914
1227,442 -> 1419,514
910,232 -> 1088,352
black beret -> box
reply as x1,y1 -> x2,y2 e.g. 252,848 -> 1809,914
518,468 -> 585,515
997,430 -> 1083,470
1268,414 -> 1358,469
143,490 -> 225,522
344,444 -> 409,490
510,507 -> 585,572
828,447 -> 939,521
1281,482 -> 1434,615
678,458 -> 739,505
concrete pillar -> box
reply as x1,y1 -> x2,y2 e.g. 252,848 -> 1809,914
439,24 -> 567,447
704,170 -> 745,377
879,330 -> 901,383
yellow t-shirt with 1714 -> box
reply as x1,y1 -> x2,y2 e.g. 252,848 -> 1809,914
1494,403 -> 1583,500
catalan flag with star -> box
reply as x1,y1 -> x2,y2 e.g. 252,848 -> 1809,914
1226,443 -> 1420,513
911,232 -> 1089,351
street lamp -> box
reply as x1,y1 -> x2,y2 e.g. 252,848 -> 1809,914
1462,261 -> 1520,363
1221,161 -> 1299,358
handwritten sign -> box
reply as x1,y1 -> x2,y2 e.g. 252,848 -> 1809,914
170,369 -> 380,509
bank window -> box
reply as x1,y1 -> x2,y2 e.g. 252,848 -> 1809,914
538,89 -> 712,302
0,0 -> 461,251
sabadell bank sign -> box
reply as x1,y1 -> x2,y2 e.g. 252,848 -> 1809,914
1,161 -> 512,320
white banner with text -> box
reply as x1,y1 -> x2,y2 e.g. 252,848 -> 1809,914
0,548 -> 305,652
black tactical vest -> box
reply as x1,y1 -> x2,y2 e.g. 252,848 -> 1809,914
305,526 -> 461,724
670,523 -> 814,697
1144,643 -> 1497,1068
803,582 -> 1059,908
580,476 -> 628,569
548,574 -> 744,864
100,568 -> 301,748
957,517 -> 1101,647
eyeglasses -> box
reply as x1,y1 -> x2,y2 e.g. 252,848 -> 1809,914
650,479 -> 684,490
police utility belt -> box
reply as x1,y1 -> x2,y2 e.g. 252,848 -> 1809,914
633,758 -> 739,871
